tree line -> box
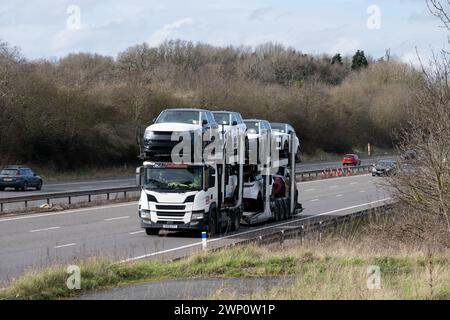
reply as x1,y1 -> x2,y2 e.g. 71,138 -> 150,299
0,39 -> 421,170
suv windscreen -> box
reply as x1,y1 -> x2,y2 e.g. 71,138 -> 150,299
244,121 -> 259,134
1,169 -> 18,175
271,124 -> 285,133
156,111 -> 200,124
213,113 -> 230,125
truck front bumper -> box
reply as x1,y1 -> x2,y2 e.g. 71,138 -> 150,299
140,217 -> 207,231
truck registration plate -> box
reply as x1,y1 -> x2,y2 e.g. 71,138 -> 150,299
163,224 -> 178,229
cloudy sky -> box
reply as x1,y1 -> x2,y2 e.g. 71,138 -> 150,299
0,0 -> 448,63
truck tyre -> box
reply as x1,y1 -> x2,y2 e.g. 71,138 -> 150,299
145,228 -> 160,236
207,208 -> 217,237
231,209 -> 241,232
279,199 -> 287,220
273,201 -> 280,222
284,198 -> 291,218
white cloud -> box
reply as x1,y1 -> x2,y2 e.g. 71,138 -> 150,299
330,38 -> 361,55
148,17 -> 193,46
400,51 -> 424,68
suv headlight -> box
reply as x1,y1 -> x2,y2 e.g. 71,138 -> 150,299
191,210 -> 205,220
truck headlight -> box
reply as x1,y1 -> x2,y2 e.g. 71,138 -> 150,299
140,209 -> 151,218
191,210 -> 205,220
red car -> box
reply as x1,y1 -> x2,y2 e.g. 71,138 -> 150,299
342,154 -> 361,166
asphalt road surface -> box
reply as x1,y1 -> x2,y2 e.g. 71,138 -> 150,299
0,155 -> 396,200
0,174 -> 391,285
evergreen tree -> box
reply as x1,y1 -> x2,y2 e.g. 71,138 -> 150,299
331,53 -> 343,65
351,50 -> 368,70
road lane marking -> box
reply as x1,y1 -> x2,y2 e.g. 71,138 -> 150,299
310,199 -> 319,202
350,182 -> 358,185
330,185 -> 338,188
304,188 -> 315,192
54,243 -> 76,249
129,230 -> 145,235
29,226 -> 60,233
360,190 -> 366,193
105,216 -> 130,221
299,174 -> 370,185
336,194 -> 343,197
0,202 -> 137,223
120,197 -> 392,263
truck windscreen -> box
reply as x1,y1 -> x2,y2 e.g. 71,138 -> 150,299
144,166 -> 203,191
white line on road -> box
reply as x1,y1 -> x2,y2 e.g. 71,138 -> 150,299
129,230 -> 145,235
29,226 -> 60,233
105,216 -> 130,222
330,185 -> 339,188
350,182 -> 358,185
310,199 -> 319,202
299,174 -> 370,185
54,243 -> 77,249
336,194 -> 343,197
360,190 -> 366,193
0,202 -> 136,223
120,197 -> 392,263
304,189 -> 315,192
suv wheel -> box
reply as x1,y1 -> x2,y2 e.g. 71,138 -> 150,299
22,181 -> 28,191
36,180 -> 43,191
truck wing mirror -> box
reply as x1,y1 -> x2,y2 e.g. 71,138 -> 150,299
136,167 -> 143,187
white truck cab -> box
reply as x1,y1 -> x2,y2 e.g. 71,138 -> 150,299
137,162 -> 220,235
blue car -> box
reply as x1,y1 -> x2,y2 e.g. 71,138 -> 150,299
0,166 -> 43,191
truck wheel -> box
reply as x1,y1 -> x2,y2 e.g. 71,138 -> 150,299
273,202 -> 280,222
145,228 -> 160,236
279,199 -> 287,220
284,199 -> 291,219
231,210 -> 241,231
208,209 -> 217,237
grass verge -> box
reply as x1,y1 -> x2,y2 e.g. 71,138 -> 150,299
0,246 -> 296,300
32,165 -> 135,182
1,238 -> 449,300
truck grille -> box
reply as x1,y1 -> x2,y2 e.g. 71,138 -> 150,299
156,204 -> 185,210
156,211 -> 185,217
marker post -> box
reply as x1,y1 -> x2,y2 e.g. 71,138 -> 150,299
202,231 -> 207,250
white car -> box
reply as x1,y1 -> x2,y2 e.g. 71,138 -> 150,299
143,108 -> 218,158
270,123 -> 301,162
212,111 -> 247,150
244,119 -> 272,164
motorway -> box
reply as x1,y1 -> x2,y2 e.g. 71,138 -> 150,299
0,174 -> 391,285
0,155 -> 396,200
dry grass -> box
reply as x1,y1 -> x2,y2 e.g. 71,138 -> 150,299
208,239 -> 450,300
